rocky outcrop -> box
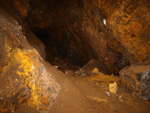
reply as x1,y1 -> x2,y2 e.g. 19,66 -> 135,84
106,0 -> 150,64
120,65 -> 150,100
0,9 -> 60,112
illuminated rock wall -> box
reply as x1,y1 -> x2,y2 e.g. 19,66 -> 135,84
10,0 -> 150,74
0,10 -> 60,112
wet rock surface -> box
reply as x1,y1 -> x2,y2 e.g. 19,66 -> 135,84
120,65 -> 150,100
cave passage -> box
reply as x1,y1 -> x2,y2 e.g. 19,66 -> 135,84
26,0 -> 133,75
34,26 -> 86,71
0,0 -> 150,112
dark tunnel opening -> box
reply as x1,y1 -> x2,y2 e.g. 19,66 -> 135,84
33,27 -> 86,71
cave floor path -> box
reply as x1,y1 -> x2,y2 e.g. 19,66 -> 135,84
16,62 -> 150,113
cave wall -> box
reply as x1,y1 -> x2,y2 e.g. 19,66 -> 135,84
10,0 -> 150,74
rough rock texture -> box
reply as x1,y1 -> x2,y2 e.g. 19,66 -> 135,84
9,0 -> 150,75
0,9 -> 59,112
106,0 -> 150,64
80,59 -> 110,75
120,65 -> 150,100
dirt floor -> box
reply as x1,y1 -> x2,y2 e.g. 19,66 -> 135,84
15,61 -> 150,113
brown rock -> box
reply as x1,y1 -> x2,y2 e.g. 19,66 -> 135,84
0,9 -> 60,112
8,0 -> 150,75
80,59 -> 110,75
92,68 -> 100,74
120,65 -> 150,100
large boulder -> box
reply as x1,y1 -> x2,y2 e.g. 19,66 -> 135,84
120,65 -> 150,100
0,9 -> 60,112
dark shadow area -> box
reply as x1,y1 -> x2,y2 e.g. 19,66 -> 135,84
34,27 -> 85,71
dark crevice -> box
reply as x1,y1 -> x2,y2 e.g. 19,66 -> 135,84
33,27 -> 86,71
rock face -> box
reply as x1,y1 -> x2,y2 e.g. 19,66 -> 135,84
0,9 -> 60,112
9,0 -> 150,75
120,65 -> 150,100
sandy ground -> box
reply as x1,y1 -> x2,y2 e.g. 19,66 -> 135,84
15,61 -> 150,113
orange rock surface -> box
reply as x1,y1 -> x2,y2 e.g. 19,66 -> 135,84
0,9 -> 60,112
9,0 -> 150,74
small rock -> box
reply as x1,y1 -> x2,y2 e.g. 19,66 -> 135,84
111,74 -> 114,76
109,82 -> 118,94
75,71 -> 80,75
92,68 -> 99,74
65,70 -> 69,75
143,96 -> 149,101
54,66 -> 59,69
0,97 -> 4,100
119,95 -> 124,102
105,91 -> 111,96
80,73 -> 87,76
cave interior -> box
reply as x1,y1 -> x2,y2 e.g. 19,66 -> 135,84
0,0 -> 150,113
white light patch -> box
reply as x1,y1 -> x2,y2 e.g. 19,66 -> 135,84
103,19 -> 106,26
32,65 -> 35,70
